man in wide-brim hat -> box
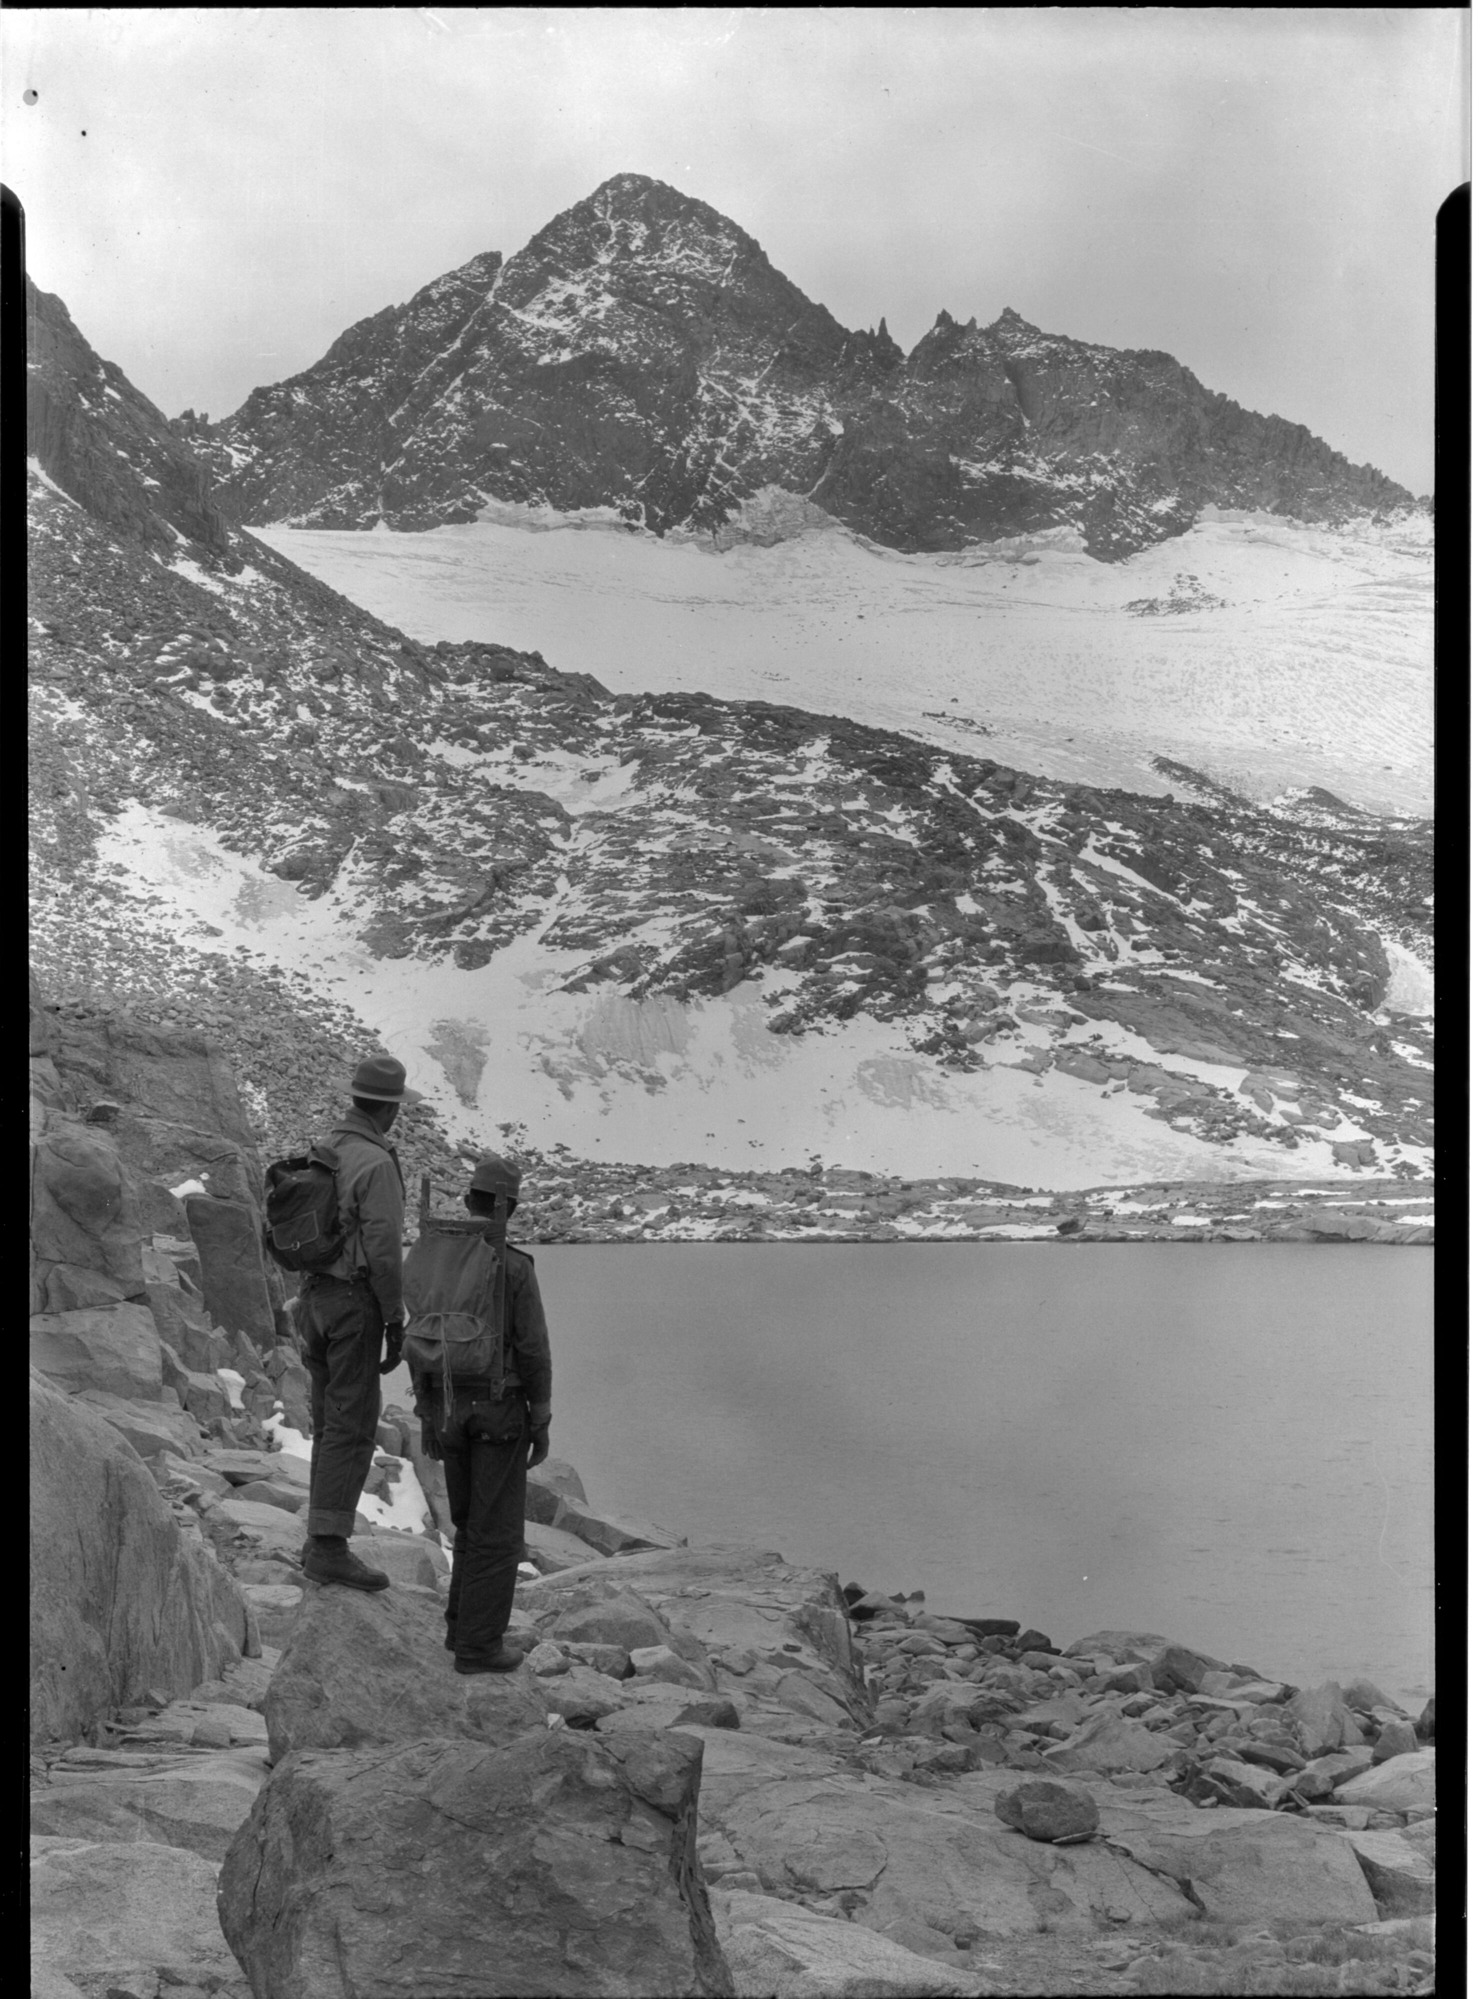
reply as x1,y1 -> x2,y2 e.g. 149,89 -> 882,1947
298,1053 -> 422,1591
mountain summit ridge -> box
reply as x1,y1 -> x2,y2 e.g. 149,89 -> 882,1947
192,172 -> 1415,559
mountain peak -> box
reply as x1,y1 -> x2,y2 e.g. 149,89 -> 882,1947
199,182 -> 1415,556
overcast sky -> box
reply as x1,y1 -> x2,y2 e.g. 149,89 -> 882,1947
4,7 -> 1465,495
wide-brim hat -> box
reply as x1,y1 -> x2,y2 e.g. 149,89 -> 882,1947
351,1054 -> 424,1104
469,1153 -> 522,1197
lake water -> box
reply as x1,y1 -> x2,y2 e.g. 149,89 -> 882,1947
508,1244 -> 1433,1706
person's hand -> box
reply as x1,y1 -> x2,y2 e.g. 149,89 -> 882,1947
526,1420 -> 551,1469
420,1419 -> 444,1463
379,1321 -> 405,1375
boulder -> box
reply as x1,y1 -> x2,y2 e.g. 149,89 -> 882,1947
233,1476 -> 308,1513
264,1579 -> 546,1762
541,1662 -> 632,1727
553,1494 -> 680,1554
184,1195 -> 277,1347
31,1835 -> 241,1994
30,1301 -> 164,1401
523,1517 -> 603,1572
30,1371 -> 248,1745
1102,1813 -> 1379,1925
205,1495 -> 309,1562
1189,1757 -> 1287,1809
1371,1718 -> 1420,1762
1287,1680 -> 1350,1757
549,1587 -> 678,1655
158,1339 -> 233,1423
908,1681 -> 1006,1736
218,1728 -> 733,1998
1064,1629 -> 1169,1661
564,1641 -> 633,1679
1333,1749 -> 1436,1813
202,1446 -> 311,1486
30,1745 -> 269,1860
631,1643 -> 714,1690
528,1456 -> 588,1505
713,1887 -> 979,1997
994,1780 -> 1099,1843
72,1390 -> 204,1460
29,1123 -> 147,1314
1042,1712 -> 1178,1775
526,1640 -> 569,1675
241,1583 -> 304,1648
1226,1737 -> 1306,1776
1342,1677 -> 1400,1715
1149,1643 -> 1221,1694
1336,1828 -> 1436,1918
152,1452 -> 232,1500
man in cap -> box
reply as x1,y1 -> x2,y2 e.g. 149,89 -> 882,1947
298,1053 -> 421,1590
413,1154 -> 552,1672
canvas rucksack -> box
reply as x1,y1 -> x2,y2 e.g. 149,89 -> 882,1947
401,1174 -> 509,1403
262,1143 -> 346,1272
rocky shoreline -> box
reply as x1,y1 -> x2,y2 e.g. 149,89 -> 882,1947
32,1417 -> 1437,1999
27,970 -> 1437,1992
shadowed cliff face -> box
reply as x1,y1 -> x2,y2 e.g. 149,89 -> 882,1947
193,172 -> 1416,558
26,279 -> 236,564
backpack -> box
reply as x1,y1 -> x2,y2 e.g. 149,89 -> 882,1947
401,1174 -> 509,1404
262,1143 -> 346,1272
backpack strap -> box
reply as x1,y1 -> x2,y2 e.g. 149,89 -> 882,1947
489,1193 -> 509,1394
419,1172 -> 431,1235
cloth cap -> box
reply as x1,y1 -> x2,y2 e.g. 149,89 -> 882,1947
469,1154 -> 522,1197
351,1054 -> 423,1104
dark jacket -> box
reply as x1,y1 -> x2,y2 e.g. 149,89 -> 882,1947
316,1108 -> 407,1324
413,1241 -> 553,1419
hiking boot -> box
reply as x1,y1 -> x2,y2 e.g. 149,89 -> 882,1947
454,1647 -> 523,1674
302,1537 -> 389,1591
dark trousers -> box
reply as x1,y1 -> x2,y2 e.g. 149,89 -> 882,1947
299,1276 -> 383,1539
436,1394 -> 529,1663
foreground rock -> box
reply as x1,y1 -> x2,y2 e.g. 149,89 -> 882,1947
30,1369 -> 249,1744
264,1582 -> 546,1762
219,1729 -> 734,1998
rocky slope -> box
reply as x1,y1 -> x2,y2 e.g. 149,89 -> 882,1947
28,274 -> 1434,1220
190,173 -> 1418,560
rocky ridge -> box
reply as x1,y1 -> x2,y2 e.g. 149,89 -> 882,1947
190,173 -> 1419,561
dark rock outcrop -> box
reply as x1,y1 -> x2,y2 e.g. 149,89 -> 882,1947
198,173 -> 1417,557
27,278 -> 235,562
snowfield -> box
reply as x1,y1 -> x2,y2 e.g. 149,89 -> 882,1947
96,799 -> 1417,1187
254,501 -> 1432,818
